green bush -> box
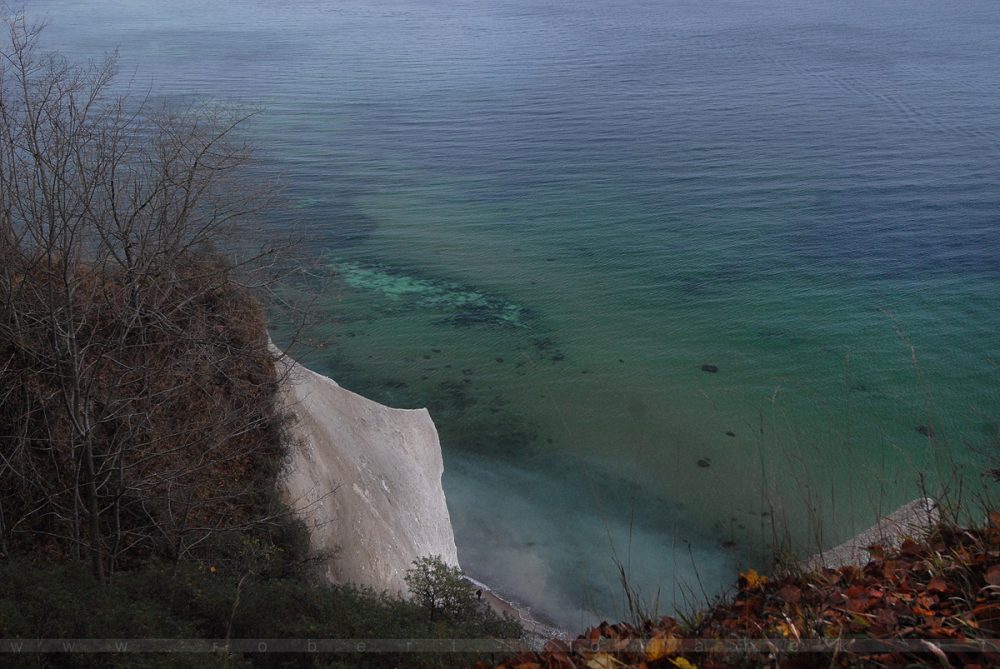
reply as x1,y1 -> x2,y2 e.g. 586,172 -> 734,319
0,557 -> 521,668
405,556 -> 479,624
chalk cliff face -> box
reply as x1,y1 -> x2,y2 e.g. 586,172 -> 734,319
275,350 -> 459,597
801,497 -> 939,571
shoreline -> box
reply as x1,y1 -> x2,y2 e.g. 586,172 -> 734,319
276,344 -> 940,648
464,575 -> 569,648
463,497 -> 940,649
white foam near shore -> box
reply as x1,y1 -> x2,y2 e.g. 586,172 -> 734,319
274,344 -> 459,597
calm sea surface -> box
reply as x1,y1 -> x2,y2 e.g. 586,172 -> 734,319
30,0 -> 1000,628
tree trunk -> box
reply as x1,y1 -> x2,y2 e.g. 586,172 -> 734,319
82,434 -> 105,581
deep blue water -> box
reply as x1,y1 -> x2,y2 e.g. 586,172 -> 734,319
29,0 -> 1000,629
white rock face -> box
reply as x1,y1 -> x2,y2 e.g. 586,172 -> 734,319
801,497 -> 939,571
275,350 -> 459,597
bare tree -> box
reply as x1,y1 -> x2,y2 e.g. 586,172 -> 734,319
0,12 -> 290,579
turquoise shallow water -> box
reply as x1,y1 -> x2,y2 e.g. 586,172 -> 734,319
30,0 -> 1000,629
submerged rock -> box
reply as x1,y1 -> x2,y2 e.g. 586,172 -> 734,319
332,261 -> 529,329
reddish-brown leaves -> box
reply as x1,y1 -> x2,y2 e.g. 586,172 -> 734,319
480,524 -> 1000,669
776,584 -> 801,605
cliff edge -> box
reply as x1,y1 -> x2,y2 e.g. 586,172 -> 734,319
800,497 -> 939,571
275,347 -> 459,596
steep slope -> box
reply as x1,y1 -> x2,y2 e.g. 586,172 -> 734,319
276,348 -> 459,596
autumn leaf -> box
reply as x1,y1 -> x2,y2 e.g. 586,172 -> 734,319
899,539 -> 922,556
586,654 -> 618,669
850,613 -> 872,629
845,584 -> 867,599
740,569 -> 768,591
545,654 -> 576,669
645,634 -> 679,661
776,620 -> 799,639
867,544 -> 886,560
874,608 -> 898,630
776,584 -> 801,604
669,658 -> 698,669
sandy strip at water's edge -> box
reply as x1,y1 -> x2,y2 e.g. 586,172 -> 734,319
464,575 -> 570,648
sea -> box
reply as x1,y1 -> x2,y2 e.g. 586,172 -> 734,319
27,0 -> 1000,630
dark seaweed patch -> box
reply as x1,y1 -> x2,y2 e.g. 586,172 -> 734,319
316,206 -> 377,247
427,380 -> 478,414
527,334 -> 567,363
319,355 -> 423,409
680,278 -> 709,295
531,336 -> 556,352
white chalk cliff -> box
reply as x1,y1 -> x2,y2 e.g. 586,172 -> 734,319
275,348 -> 459,596
801,497 -> 939,571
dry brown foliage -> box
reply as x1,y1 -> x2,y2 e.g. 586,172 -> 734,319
0,258 -> 287,573
0,11 -> 291,578
482,520 -> 1000,669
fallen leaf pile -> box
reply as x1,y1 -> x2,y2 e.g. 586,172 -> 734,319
478,521 -> 1000,669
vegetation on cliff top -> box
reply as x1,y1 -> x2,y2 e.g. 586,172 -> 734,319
0,10 -> 283,576
0,13 -> 519,667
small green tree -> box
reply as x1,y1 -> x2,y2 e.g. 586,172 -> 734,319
404,555 -> 477,623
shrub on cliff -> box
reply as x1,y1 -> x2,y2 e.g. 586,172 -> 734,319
406,556 -> 480,623
0,557 -> 522,668
406,556 -> 523,640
